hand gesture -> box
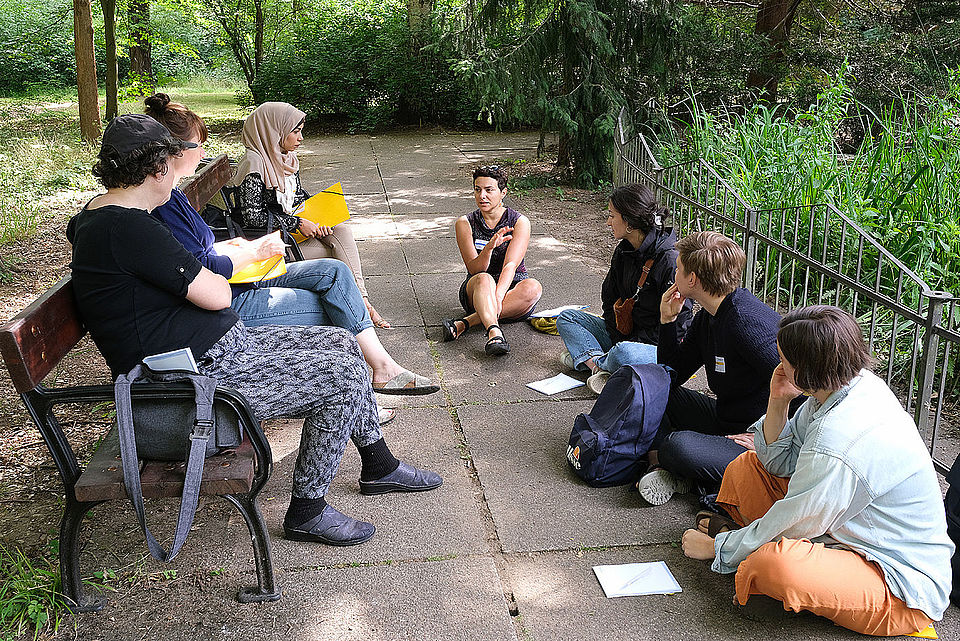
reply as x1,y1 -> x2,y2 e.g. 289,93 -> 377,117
660,283 -> 686,324
253,231 -> 286,260
725,432 -> 756,451
486,226 -> 513,252
770,363 -> 803,402
681,528 -> 716,561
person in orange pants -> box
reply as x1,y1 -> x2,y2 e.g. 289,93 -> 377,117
681,305 -> 953,636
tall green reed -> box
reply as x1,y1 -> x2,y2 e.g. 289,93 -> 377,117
657,62 -> 960,295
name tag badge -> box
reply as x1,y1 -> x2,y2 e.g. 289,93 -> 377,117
715,356 -> 726,373
475,238 -> 488,251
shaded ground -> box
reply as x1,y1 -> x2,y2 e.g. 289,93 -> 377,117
1,130 -> 957,641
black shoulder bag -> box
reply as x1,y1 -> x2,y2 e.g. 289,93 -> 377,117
114,363 -> 243,562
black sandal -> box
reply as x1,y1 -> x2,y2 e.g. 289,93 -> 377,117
484,324 -> 510,356
442,318 -> 469,342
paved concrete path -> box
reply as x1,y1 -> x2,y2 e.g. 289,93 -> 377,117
69,131 -> 960,641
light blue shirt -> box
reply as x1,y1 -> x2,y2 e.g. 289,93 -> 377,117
712,370 -> 954,620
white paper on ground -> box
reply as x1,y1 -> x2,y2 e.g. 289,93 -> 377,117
525,373 -> 585,395
528,304 -> 589,318
593,561 -> 682,598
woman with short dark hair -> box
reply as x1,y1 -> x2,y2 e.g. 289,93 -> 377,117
554,183 -> 692,394
440,165 -> 542,356
68,114 -> 442,547
681,305 -> 952,636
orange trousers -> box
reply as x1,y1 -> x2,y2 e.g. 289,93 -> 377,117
715,451 -> 934,636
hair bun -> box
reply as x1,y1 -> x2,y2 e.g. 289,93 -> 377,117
144,93 -> 171,112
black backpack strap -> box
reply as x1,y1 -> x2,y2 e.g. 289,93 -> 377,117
115,365 -> 218,562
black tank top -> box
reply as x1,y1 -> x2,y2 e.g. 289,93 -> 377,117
466,207 -> 528,282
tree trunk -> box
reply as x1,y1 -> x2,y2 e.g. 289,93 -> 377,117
406,0 -> 433,51
101,0 -> 118,120
746,0 -> 802,104
129,0 -> 154,91
73,0 -> 101,143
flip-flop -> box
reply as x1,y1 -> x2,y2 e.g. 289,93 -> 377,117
365,299 -> 392,329
696,509 -> 740,537
372,369 -> 440,396
377,406 -> 396,425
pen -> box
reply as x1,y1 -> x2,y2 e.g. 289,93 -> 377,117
616,566 -> 652,593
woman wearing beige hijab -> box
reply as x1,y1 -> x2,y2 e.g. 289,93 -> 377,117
226,102 -> 390,328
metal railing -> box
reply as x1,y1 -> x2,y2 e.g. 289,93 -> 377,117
614,111 -> 960,475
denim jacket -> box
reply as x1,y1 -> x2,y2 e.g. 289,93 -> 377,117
712,370 -> 954,619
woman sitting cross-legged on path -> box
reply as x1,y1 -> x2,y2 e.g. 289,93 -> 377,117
556,184 -> 692,395
68,114 -> 442,546
223,100 -> 391,328
441,165 -> 542,356
146,94 -> 437,399
682,305 -> 953,636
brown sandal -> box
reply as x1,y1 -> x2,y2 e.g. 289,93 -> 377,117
696,510 -> 740,537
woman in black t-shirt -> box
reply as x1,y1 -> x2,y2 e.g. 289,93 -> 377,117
68,115 -> 442,547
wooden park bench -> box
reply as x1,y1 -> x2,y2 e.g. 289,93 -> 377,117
0,155 -> 281,612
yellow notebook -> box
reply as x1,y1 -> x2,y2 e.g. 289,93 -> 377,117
228,255 -> 287,284
906,624 -> 938,639
291,183 -> 351,242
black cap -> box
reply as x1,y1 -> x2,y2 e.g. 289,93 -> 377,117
101,114 -> 198,156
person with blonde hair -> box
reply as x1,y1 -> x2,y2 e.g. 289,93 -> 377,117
636,231 -> 793,506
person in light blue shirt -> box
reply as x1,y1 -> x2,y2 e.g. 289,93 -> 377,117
682,305 -> 953,636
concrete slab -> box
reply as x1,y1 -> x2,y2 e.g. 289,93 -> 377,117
458,402 -> 698,552
394,212 -> 463,238
357,238 -> 406,276
349,214 -> 401,240
401,237 -> 468,275
389,196 -> 470,214
363,274 -> 422,327
509,545 -> 876,641
69,557 -> 517,641
254,408 -> 486,568
346,192 -> 391,215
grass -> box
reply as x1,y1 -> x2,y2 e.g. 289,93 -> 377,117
0,542 -> 112,640
0,78 -> 248,277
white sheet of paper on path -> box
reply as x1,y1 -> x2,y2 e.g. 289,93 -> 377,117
525,373 -> 585,395
593,561 -> 682,598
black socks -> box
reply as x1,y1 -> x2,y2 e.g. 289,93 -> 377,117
358,437 -> 400,481
285,496 -> 327,528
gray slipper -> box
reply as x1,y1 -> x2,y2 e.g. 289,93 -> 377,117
372,369 -> 440,396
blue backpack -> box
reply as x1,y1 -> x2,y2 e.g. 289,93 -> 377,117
567,363 -> 671,487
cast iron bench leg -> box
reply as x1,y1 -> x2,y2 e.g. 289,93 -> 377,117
224,494 -> 281,603
60,497 -> 107,613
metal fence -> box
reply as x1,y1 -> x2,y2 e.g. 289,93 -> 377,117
614,112 -> 960,475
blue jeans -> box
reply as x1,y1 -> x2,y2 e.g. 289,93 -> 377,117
231,259 -> 373,335
556,309 -> 658,372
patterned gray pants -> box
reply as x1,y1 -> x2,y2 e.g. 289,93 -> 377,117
201,321 -> 382,498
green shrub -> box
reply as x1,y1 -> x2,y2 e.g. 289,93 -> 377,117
253,0 -> 476,130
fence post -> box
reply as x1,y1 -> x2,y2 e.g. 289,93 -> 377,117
743,207 -> 758,289
915,290 -> 951,447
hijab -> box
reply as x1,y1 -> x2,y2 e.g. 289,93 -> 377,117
229,102 -> 306,192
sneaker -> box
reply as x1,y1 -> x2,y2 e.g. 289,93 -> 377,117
559,350 -> 576,371
636,468 -> 692,506
586,370 -> 611,395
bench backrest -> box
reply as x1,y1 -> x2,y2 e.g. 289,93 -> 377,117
180,154 -> 232,212
0,276 -> 84,394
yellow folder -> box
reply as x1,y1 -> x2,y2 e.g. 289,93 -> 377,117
228,255 -> 287,284
291,183 -> 351,242
906,624 -> 938,639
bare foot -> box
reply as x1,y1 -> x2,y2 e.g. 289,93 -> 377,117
365,298 -> 391,329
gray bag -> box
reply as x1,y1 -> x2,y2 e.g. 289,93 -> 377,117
114,363 -> 243,562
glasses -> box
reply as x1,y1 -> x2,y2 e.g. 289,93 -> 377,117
479,165 -> 501,172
